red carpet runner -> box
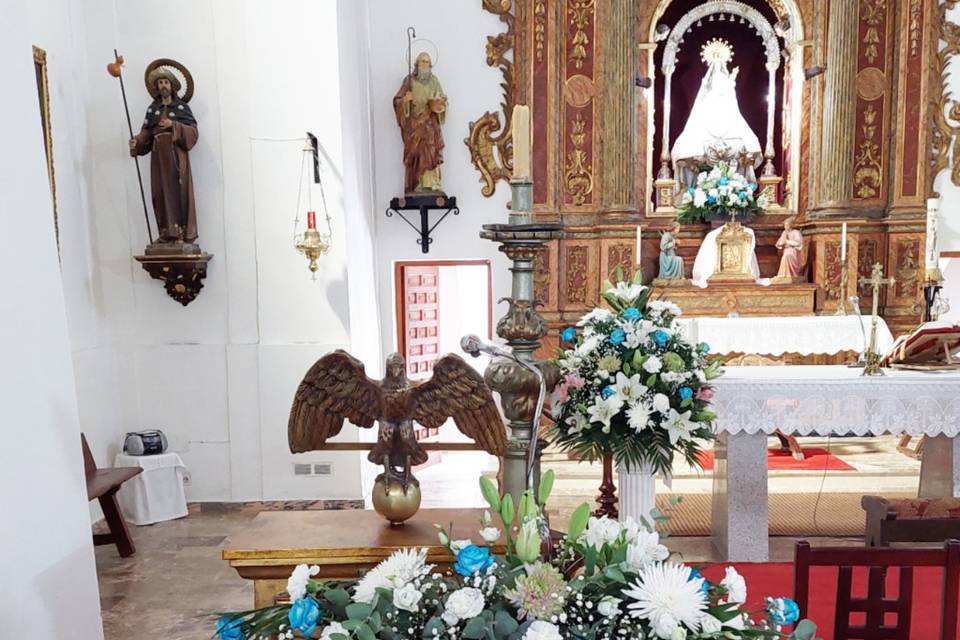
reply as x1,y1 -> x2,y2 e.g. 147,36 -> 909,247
695,447 -> 855,472
699,562 -> 957,639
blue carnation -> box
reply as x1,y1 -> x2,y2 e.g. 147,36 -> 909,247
748,182 -> 757,192
454,544 -> 494,576
652,330 -> 669,347
622,307 -> 641,321
610,328 -> 626,346
216,616 -> 245,640
288,598 -> 322,638
768,597 -> 801,626
561,326 -> 577,342
688,568 -> 710,595
707,195 -> 717,204
719,176 -> 729,186
601,385 -> 616,400
679,387 -> 693,401
699,342 -> 710,353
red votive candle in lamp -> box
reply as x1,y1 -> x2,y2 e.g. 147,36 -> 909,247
306,211 -> 316,229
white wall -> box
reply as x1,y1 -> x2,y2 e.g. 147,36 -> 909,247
65,0 -> 373,503
939,1 -> 960,253
0,1 -> 104,637
356,1 -> 514,356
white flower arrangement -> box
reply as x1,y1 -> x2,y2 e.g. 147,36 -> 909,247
216,473 -> 818,640
552,271 -> 722,476
676,161 -> 766,224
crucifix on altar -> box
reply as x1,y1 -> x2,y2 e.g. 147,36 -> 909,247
859,263 -> 896,376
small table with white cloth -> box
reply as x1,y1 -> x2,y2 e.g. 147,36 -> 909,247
113,452 -> 188,525
676,315 -> 894,361
710,366 -> 960,561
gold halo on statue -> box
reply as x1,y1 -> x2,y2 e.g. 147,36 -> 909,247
700,38 -> 734,65
405,38 -> 440,71
144,58 -> 194,103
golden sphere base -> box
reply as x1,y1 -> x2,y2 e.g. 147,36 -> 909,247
371,475 -> 422,525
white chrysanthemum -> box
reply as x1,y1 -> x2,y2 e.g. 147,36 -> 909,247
648,300 -> 682,317
720,566 -> 747,604
627,401 -> 653,432
625,531 -> 670,571
286,564 -> 320,601
613,372 -> 647,404
523,620 -> 563,640
581,516 -> 623,549
353,548 -> 432,603
623,562 -> 708,638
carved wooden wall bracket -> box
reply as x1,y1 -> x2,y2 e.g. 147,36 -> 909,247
932,0 -> 960,189
465,0 -> 516,197
135,253 -> 212,306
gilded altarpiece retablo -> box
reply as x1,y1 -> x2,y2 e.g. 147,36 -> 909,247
466,0 -> 941,341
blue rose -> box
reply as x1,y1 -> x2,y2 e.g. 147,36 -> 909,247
217,616 -> 245,640
622,307 -> 641,321
768,597 -> 801,626
561,326 -> 577,342
748,182 -> 757,192
679,387 -> 693,401
699,342 -> 710,353
610,328 -> 626,346
288,597 -> 322,638
454,544 -> 494,576
719,176 -> 729,186
601,385 -> 616,399
652,330 -> 669,347
688,568 -> 710,595
707,195 -> 717,204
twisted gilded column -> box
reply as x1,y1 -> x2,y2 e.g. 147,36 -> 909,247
815,0 -> 859,214
600,0 -> 637,215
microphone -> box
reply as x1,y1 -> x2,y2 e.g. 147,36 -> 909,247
461,334 -> 513,359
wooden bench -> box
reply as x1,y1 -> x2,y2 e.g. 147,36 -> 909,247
862,495 -> 960,547
82,434 -> 142,557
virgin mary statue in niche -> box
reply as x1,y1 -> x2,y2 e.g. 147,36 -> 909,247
671,39 -> 762,188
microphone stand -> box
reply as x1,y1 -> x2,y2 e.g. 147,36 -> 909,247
848,296 -> 867,368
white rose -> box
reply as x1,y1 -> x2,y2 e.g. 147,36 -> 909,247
721,566 -> 747,604
581,516 -> 622,549
320,621 -> 348,639
670,627 -> 687,640
480,527 -> 501,544
597,596 -> 622,618
700,614 -> 722,634
286,563 -> 320,601
643,356 -> 663,373
443,587 -> 485,625
450,539 -> 473,554
652,393 -> 671,414
392,582 -> 422,612
523,620 -> 563,640
653,613 -> 679,639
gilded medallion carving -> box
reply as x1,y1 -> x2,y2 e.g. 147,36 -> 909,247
465,0 -> 515,197
565,112 -> 594,205
565,245 -> 589,305
568,0 -> 595,69
854,104 -> 882,199
932,0 -> 960,187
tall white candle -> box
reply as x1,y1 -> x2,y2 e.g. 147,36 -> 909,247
636,226 -> 642,267
926,197 -> 941,271
511,105 -> 531,180
840,222 -> 847,263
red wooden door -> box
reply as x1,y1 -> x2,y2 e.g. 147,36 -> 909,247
400,265 -> 442,440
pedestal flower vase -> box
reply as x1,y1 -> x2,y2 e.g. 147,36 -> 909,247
617,460 -> 656,525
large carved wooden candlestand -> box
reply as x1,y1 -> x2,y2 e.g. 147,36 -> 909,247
595,453 -> 618,519
480,179 -> 561,499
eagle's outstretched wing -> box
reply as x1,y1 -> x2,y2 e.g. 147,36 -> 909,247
288,350 -> 384,453
406,354 -> 506,456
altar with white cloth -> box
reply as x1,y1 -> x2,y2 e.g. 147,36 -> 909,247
709,366 -> 960,561
677,315 -> 895,360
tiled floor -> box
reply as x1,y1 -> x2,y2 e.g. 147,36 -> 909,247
94,437 -> 916,639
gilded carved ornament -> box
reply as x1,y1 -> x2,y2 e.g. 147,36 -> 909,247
565,112 -> 594,205
465,0 -> 515,197
932,0 -> 960,188
860,0 -> 885,65
854,104 -> 882,198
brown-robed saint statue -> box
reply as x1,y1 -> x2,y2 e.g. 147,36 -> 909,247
129,65 -> 199,247
393,52 -> 447,194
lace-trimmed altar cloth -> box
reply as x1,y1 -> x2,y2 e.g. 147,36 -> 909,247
676,316 -> 894,357
711,365 -> 960,437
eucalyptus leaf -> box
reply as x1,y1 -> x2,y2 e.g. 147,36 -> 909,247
791,619 -> 819,640
462,616 -> 488,639
345,603 -> 372,620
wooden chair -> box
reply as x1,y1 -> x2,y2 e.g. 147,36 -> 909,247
794,539 -> 960,640
82,434 -> 142,557
862,495 -> 960,547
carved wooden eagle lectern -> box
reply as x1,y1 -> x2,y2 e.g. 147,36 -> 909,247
288,351 -> 505,493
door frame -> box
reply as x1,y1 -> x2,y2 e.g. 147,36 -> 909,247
393,259 -> 494,360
